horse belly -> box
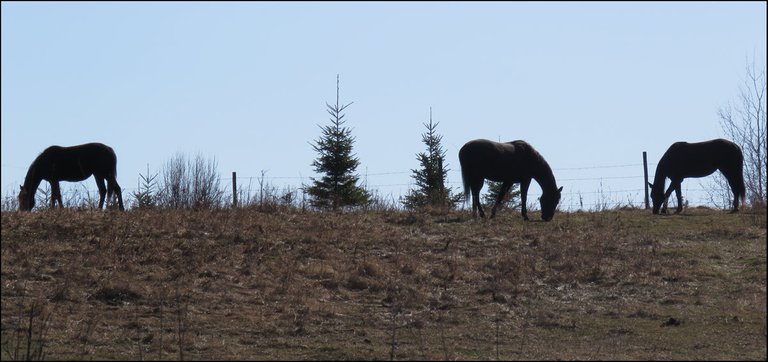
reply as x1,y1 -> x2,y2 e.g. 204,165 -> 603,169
51,161 -> 93,182
678,162 -> 717,179
485,171 -> 523,184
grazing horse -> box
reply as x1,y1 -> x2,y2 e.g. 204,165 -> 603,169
648,138 -> 745,214
459,139 -> 563,221
18,143 -> 125,211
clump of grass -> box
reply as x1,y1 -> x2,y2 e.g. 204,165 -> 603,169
1,296 -> 52,361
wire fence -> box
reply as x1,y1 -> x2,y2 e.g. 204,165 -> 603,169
3,160 -> 729,212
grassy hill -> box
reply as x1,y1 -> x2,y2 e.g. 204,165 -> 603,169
1,207 -> 766,360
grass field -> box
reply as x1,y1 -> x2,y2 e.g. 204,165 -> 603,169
1,207 -> 766,360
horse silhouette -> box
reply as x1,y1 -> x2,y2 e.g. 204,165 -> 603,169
459,139 -> 562,221
18,142 -> 125,211
648,138 -> 745,214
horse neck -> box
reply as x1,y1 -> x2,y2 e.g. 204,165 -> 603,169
651,162 -> 667,192
23,160 -> 43,193
532,160 -> 558,195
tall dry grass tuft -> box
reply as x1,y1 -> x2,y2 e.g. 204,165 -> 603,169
1,294 -> 52,361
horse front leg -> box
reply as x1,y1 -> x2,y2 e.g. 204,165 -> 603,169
50,181 -> 62,209
520,179 -> 531,221
673,181 -> 683,214
661,182 -> 676,214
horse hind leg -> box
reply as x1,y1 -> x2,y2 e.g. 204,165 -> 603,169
116,184 -> 124,211
721,168 -> 742,213
95,178 -> 107,209
471,180 -> 485,218
727,182 -> 741,213
107,177 -> 124,211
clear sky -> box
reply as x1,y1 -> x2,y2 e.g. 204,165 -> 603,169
2,1 -> 766,211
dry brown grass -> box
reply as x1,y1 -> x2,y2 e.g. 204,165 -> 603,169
1,207 -> 766,360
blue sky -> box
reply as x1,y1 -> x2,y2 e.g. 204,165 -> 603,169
2,2 -> 766,210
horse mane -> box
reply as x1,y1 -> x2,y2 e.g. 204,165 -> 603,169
22,148 -> 53,190
510,140 -> 557,192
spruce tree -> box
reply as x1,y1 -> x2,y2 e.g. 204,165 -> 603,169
483,180 -> 521,210
403,108 -> 460,209
308,75 -> 369,210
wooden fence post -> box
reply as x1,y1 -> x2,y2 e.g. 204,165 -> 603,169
643,152 -> 649,209
232,171 -> 237,208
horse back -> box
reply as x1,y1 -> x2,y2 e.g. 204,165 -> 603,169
38,143 -> 117,181
660,139 -> 742,178
459,139 -> 539,182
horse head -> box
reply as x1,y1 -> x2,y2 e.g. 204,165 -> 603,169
18,185 -> 35,211
540,186 -> 563,221
648,182 -> 664,214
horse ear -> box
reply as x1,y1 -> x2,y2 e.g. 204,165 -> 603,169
647,182 -> 653,189
557,186 -> 563,193
19,185 -> 23,191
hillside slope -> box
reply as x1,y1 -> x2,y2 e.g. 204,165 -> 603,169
1,208 -> 766,360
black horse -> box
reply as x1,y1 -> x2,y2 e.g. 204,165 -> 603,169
459,139 -> 563,221
18,143 -> 125,211
648,138 -> 745,214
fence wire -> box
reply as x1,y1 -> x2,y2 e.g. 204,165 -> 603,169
5,159 -> 731,212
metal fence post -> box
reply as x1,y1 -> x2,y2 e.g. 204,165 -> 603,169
232,171 -> 237,208
643,152 -> 649,209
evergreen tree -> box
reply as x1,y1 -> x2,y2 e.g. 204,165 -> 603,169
403,108 -> 461,209
307,75 -> 369,210
483,180 -> 521,210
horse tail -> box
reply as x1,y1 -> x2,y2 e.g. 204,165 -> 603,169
461,165 -> 471,205
729,143 -> 747,207
108,145 -> 119,177
736,155 -> 746,206
458,150 -> 471,205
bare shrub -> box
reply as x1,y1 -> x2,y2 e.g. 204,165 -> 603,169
707,58 -> 767,209
1,298 -> 52,361
2,189 -> 19,211
235,171 -> 304,212
157,153 -> 224,209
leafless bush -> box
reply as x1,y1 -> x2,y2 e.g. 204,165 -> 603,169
35,184 -> 51,210
157,153 -> 224,209
234,171 -> 305,212
1,297 -> 52,361
66,184 -> 99,209
710,58 -> 767,209
1,189 -> 19,211
367,189 -> 401,212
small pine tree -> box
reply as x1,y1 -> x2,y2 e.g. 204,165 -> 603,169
483,180 -> 521,210
403,108 -> 461,210
133,164 -> 158,209
307,75 -> 369,210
